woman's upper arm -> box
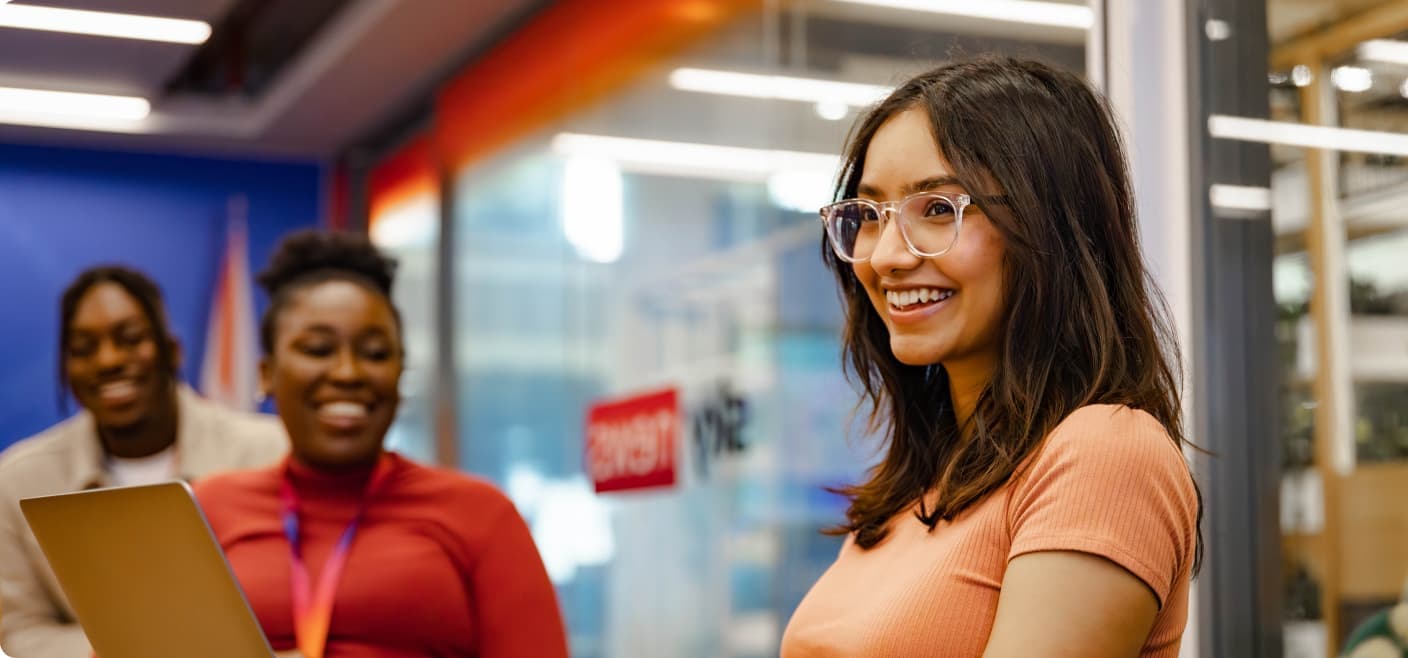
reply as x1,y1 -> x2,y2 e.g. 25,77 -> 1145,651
986,405 -> 1200,657
982,551 -> 1158,658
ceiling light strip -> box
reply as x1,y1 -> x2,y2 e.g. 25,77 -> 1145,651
669,68 -> 891,107
1209,184 -> 1272,213
1357,39 -> 1408,67
0,3 -> 211,44
0,86 -> 149,120
550,133 -> 840,182
1209,114 -> 1408,157
830,0 -> 1093,30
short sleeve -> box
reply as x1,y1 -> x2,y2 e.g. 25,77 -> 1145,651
1007,405 -> 1198,608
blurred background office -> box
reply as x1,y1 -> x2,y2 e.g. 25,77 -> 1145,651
0,0 -> 1406,657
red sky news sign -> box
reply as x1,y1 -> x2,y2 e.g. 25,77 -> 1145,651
585,388 -> 679,493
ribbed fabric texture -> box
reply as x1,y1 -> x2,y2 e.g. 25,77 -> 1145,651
781,405 -> 1199,657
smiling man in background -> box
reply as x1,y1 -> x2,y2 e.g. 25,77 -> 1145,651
0,265 -> 285,658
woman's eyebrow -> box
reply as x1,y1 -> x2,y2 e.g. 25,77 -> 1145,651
902,176 -> 961,195
856,176 -> 962,199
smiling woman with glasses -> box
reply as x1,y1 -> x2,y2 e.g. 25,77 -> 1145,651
784,57 -> 1203,658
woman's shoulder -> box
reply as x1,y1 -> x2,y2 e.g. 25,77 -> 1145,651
192,463 -> 282,502
1012,403 -> 1195,508
1042,404 -> 1183,464
0,413 -> 90,475
392,456 -> 518,513
388,457 -> 530,550
191,463 -> 283,535
181,388 -> 285,439
178,387 -> 288,469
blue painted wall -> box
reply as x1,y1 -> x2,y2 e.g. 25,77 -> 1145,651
0,142 -> 324,450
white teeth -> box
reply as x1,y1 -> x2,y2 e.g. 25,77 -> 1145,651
318,401 -> 368,419
886,288 -> 954,309
98,381 -> 138,399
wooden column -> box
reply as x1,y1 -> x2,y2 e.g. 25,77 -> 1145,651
1299,57 -> 1354,655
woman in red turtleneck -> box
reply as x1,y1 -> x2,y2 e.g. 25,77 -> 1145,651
195,231 -> 567,658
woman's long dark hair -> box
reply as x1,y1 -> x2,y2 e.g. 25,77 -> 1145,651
825,56 -> 1201,570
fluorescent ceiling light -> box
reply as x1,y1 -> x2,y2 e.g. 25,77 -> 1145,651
562,156 -> 624,263
1209,184 -> 1271,213
1210,115 -> 1408,157
1358,39 -> 1408,66
0,86 -> 150,132
0,3 -> 211,44
768,170 -> 834,214
669,68 -> 890,107
0,86 -> 149,120
815,101 -> 849,121
0,111 -> 151,132
830,0 -> 1093,30
550,133 -> 839,183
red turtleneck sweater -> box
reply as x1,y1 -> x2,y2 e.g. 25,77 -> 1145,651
194,453 -> 568,658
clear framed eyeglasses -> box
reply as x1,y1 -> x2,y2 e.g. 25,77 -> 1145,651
819,191 -> 971,263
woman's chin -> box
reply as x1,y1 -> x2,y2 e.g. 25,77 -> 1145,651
297,437 -> 384,469
889,338 -> 946,367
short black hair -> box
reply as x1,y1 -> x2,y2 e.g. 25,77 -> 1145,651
256,229 -> 401,354
58,266 -> 180,412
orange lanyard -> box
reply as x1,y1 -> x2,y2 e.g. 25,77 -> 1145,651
278,455 -> 394,658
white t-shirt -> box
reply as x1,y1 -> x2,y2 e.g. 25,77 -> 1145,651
105,446 -> 179,487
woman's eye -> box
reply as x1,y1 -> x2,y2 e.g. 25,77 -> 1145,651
296,342 -> 335,357
924,199 -> 955,217
360,343 -> 393,361
117,330 -> 149,347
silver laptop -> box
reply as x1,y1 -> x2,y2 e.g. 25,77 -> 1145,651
20,482 -> 275,658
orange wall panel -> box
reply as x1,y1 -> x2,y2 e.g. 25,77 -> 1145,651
367,134 -> 435,228
434,0 -> 760,172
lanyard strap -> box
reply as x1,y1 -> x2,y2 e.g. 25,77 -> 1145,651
279,454 -> 394,658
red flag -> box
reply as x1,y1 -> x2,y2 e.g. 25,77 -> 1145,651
200,197 -> 258,411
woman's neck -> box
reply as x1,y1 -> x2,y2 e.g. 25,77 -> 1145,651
287,452 -> 388,497
945,354 -> 997,435
290,451 -> 385,476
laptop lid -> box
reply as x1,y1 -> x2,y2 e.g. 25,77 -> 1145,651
20,482 -> 274,658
